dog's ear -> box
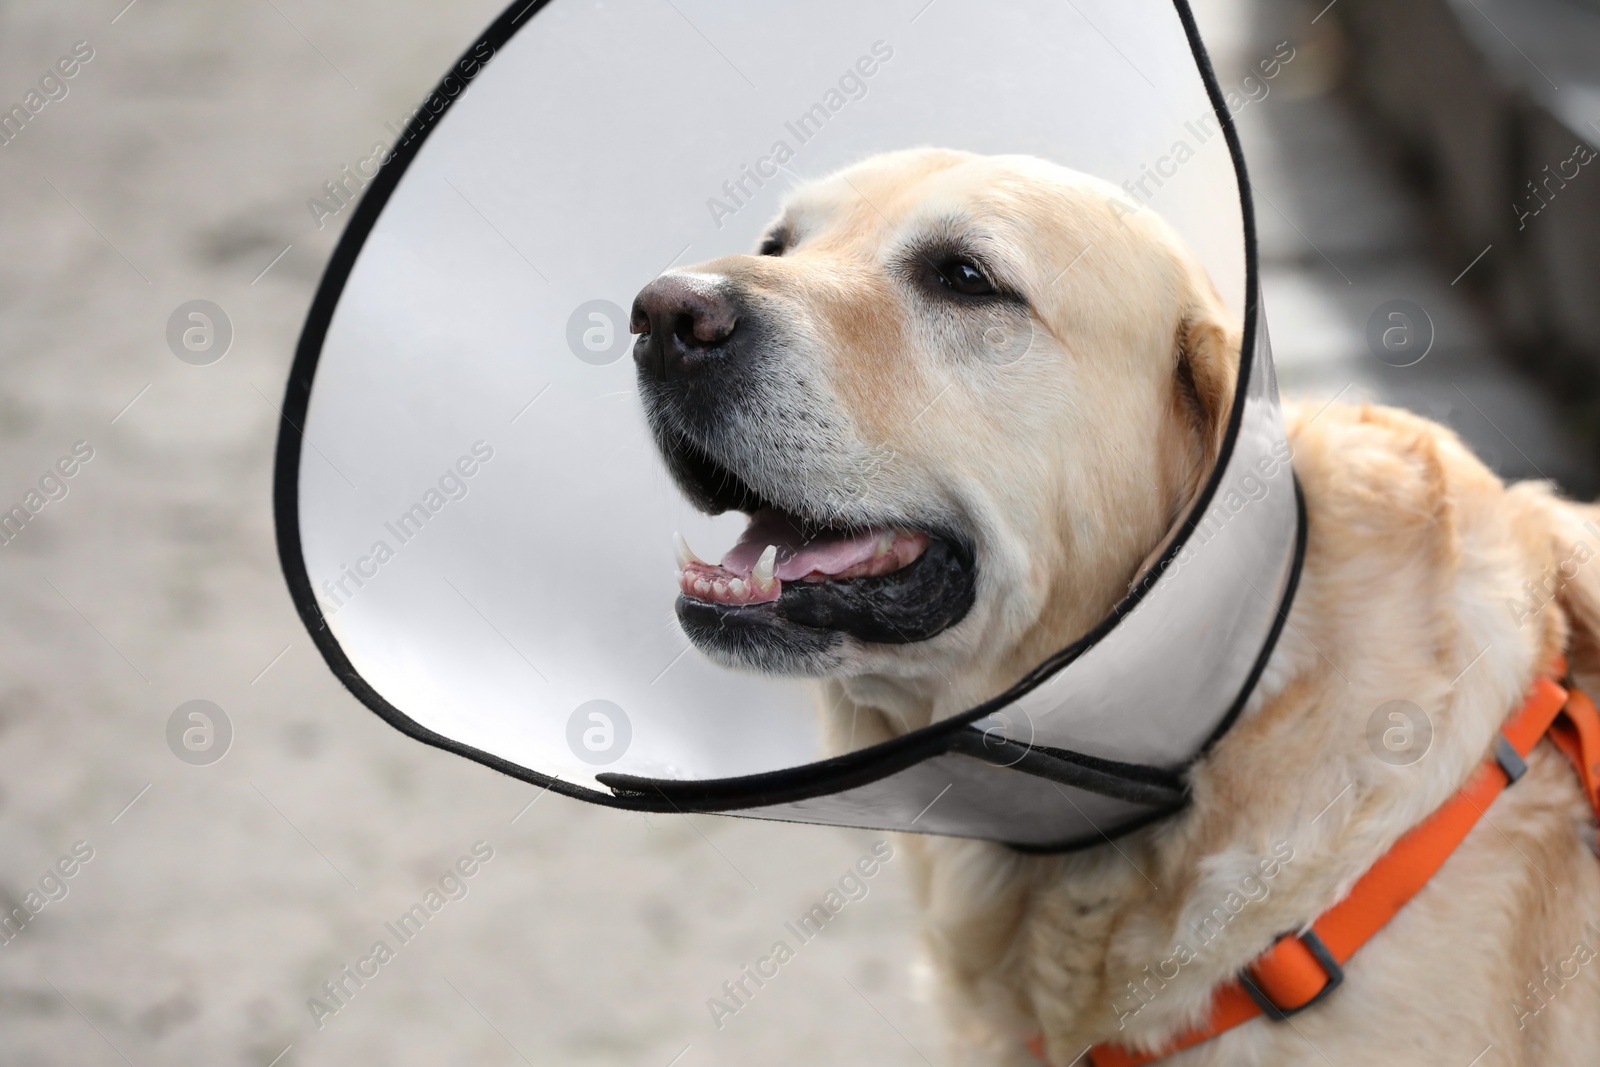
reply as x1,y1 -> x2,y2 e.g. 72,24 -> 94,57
1135,286 -> 1241,582
1168,287 -> 1240,516
1177,299 -> 1235,470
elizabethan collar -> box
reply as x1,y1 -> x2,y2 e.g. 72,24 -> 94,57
275,0 -> 1303,849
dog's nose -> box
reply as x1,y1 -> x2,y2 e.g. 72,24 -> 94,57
630,274 -> 738,381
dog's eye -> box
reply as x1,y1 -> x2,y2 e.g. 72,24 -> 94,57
935,258 -> 995,296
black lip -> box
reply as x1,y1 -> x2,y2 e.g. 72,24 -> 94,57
675,596 -> 845,674
677,534 -> 977,652
651,420 -> 978,655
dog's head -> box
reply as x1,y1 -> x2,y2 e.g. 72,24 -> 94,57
632,148 -> 1237,710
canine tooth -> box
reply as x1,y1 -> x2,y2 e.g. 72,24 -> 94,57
753,544 -> 778,591
675,532 -> 706,569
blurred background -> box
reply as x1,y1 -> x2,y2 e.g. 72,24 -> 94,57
1,0 -> 1597,1064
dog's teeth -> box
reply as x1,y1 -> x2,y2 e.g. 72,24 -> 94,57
693,578 -> 711,596
875,532 -> 894,557
675,531 -> 707,569
729,578 -> 747,598
753,544 -> 778,591
713,579 -> 729,598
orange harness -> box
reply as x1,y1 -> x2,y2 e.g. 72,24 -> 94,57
1027,662 -> 1600,1067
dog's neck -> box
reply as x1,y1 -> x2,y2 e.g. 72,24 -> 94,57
827,668 -> 992,745
829,519 -> 1163,743
884,402 -> 1585,1061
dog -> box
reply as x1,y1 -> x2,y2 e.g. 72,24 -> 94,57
629,147 -> 1600,1065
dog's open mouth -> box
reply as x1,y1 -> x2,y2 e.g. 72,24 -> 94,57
676,512 -> 930,606
657,428 -> 977,661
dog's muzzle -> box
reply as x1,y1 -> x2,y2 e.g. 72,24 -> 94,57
628,268 -> 979,675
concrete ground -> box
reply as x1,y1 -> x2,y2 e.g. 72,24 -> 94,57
0,2 -> 1590,1066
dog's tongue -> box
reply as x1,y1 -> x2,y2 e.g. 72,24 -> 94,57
722,510 -> 891,581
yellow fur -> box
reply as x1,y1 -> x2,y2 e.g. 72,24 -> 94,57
670,149 -> 1600,1064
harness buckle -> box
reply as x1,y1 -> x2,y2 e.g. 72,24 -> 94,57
1493,733 -> 1528,784
1239,929 -> 1344,1021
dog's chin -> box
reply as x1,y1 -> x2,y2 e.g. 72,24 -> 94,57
675,601 -> 849,677
653,424 -> 979,678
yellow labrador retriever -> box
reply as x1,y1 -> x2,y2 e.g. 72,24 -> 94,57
630,148 -> 1600,1065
